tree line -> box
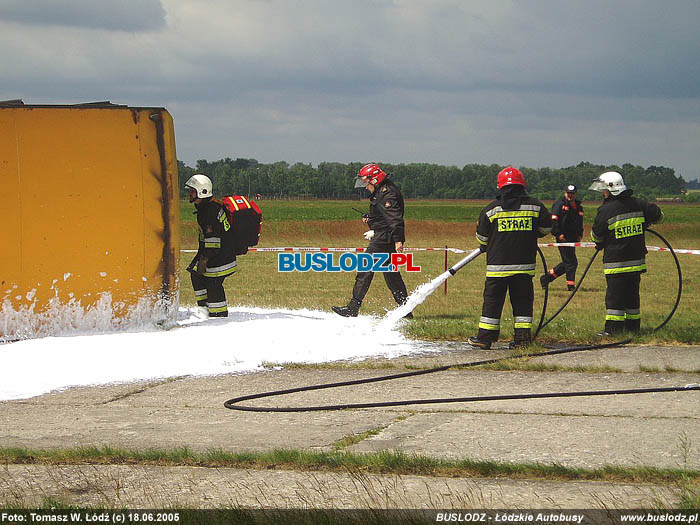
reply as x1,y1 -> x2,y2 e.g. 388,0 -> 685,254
178,159 -> 690,201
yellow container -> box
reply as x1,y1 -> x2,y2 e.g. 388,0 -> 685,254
0,101 -> 179,338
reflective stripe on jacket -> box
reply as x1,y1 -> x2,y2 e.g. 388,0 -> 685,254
590,190 -> 663,275
476,186 -> 552,277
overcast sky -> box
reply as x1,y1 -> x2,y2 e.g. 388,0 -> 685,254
2,0 -> 699,179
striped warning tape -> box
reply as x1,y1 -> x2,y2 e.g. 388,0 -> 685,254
181,247 -> 469,254
181,244 -> 699,255
538,241 -> 700,255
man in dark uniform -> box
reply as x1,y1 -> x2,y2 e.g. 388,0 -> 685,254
185,174 -> 237,318
541,184 -> 584,291
332,163 -> 410,317
468,166 -> 552,349
589,171 -> 663,335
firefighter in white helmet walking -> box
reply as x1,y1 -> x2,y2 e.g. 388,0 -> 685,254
184,174 -> 237,318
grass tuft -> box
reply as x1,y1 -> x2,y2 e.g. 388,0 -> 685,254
2,446 -> 697,485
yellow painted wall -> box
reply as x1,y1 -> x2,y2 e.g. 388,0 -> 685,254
0,103 -> 179,335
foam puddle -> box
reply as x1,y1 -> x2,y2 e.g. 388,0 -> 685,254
0,306 -> 438,401
0,250 -> 483,401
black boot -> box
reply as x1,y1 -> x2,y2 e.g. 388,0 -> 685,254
624,318 -> 641,333
603,319 -> 624,335
332,298 -> 361,317
468,336 -> 492,350
509,328 -> 532,349
539,271 -> 556,289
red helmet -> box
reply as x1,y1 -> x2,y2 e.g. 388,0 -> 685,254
497,166 -> 526,189
357,163 -> 387,187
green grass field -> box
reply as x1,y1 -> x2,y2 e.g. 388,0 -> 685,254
179,199 -> 700,344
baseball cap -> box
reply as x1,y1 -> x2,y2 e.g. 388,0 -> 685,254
566,184 -> 577,192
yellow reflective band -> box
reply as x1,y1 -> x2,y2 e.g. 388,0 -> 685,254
486,270 -> 536,277
603,265 -> 646,275
204,242 -> 221,248
626,313 -> 641,320
209,306 -> 228,313
479,322 -> 500,331
514,322 -> 532,329
488,210 -> 539,222
240,196 -> 252,208
605,314 -> 626,321
204,268 -> 237,278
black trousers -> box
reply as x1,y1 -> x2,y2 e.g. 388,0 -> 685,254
352,240 -> 408,305
190,272 -> 229,317
477,274 -> 534,342
553,246 -> 578,284
604,272 -> 641,333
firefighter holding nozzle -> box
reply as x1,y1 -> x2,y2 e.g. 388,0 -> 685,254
332,163 -> 410,318
468,167 -> 552,350
589,171 -> 663,336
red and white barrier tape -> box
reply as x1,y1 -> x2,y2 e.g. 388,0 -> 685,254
182,243 -> 699,255
182,247 -> 469,254
538,241 -> 700,255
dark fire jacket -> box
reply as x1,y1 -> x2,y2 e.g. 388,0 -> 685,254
367,178 -> 405,244
551,196 -> 584,241
192,198 -> 237,278
475,185 -> 552,277
590,190 -> 663,275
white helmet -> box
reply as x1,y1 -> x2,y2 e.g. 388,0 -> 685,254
589,171 -> 627,196
184,174 -> 213,198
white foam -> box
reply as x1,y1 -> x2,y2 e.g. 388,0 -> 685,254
0,306 -> 438,401
0,293 -> 174,341
379,271 -> 452,329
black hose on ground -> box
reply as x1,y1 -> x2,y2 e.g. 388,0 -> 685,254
224,231 -> 684,413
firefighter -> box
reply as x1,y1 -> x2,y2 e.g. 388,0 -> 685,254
468,166 -> 552,349
540,184 -> 584,291
184,174 -> 237,318
332,163 -> 410,317
589,171 -> 663,335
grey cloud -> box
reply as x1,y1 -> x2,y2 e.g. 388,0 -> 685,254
0,0 -> 166,31
140,1 -> 700,103
1,0 -> 699,178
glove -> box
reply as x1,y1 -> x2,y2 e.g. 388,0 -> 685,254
195,257 -> 208,275
363,230 -> 375,241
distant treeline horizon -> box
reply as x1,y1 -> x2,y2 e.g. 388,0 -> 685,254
178,159 -> 693,202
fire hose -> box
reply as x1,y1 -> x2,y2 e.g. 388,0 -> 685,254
225,228 -> 687,412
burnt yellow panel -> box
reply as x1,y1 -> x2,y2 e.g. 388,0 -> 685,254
0,111 -> 21,297
0,104 -> 179,338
